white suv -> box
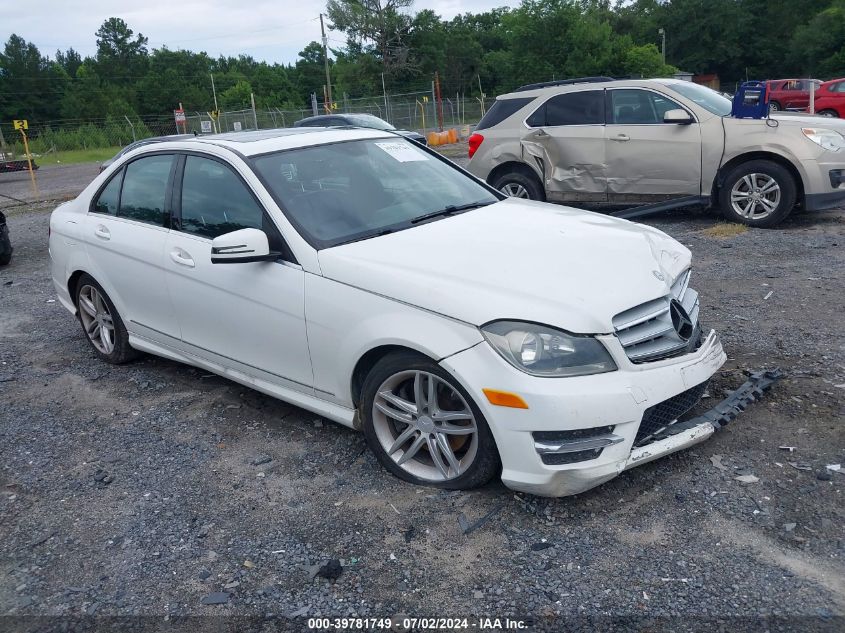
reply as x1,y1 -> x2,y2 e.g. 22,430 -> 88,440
467,78 -> 845,227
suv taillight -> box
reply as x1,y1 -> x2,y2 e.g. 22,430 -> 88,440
468,133 -> 484,159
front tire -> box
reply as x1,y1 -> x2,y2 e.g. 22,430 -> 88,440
718,160 -> 797,228
75,273 -> 139,364
492,170 -> 545,201
768,101 -> 781,112
359,351 -> 500,490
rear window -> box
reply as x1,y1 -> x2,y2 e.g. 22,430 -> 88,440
475,97 -> 534,130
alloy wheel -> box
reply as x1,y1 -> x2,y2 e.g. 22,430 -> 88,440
372,370 -> 478,482
729,173 -> 781,220
78,284 -> 116,355
500,183 -> 530,198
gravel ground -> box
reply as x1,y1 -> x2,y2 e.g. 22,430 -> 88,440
1,163 -> 844,632
0,163 -> 100,210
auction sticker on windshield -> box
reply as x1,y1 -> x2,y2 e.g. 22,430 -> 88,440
375,141 -> 428,162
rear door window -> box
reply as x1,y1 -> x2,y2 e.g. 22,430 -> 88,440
526,91 -> 605,127
119,155 -> 175,226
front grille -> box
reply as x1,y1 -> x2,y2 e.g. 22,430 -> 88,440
613,270 -> 701,364
634,380 -> 709,447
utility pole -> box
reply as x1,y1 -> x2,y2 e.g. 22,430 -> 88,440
381,73 -> 389,124
250,92 -> 258,129
210,73 -> 219,111
434,71 -> 444,131
320,13 -> 333,111
658,28 -> 666,65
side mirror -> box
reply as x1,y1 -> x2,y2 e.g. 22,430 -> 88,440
211,228 -> 280,264
664,109 -> 694,125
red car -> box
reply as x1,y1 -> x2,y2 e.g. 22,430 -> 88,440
809,78 -> 845,118
766,78 -> 822,111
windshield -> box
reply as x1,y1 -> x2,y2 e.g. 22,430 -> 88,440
664,82 -> 732,116
252,138 -> 499,249
346,114 -> 395,130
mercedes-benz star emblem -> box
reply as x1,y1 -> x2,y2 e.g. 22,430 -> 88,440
669,299 -> 695,341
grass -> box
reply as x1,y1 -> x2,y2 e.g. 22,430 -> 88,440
34,147 -> 121,166
700,222 -> 749,238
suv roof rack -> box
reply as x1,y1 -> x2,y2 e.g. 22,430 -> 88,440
514,76 -> 616,92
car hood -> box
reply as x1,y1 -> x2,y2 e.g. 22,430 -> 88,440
761,114 -> 845,131
317,199 -> 692,333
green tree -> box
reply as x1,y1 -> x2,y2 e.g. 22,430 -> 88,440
788,0 -> 845,78
623,43 -> 677,78
0,34 -> 63,121
295,41 -> 330,105
94,17 -> 149,83
327,0 -> 415,76
219,79 -> 253,109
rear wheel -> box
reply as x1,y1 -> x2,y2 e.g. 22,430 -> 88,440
491,170 -> 545,201
768,101 -> 781,112
718,160 -> 797,228
818,109 -> 838,118
360,351 -> 500,490
75,273 -> 139,364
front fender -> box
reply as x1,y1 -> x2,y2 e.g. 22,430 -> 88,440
305,275 -> 483,407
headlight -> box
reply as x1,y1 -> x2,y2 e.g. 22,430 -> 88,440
802,127 -> 845,153
481,320 -> 617,377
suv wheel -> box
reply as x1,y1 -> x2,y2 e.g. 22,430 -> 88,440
360,351 -> 500,490
75,273 -> 139,364
719,160 -> 797,228
768,101 -> 781,112
818,109 -> 838,118
492,171 -> 545,201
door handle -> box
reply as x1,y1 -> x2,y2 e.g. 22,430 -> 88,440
611,134 -> 630,142
170,248 -> 195,268
94,225 -> 110,240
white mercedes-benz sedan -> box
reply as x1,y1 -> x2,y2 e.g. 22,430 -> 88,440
49,128 -> 726,497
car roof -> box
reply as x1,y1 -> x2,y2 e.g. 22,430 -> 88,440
495,77 -> 688,99
297,114 -> 350,122
139,127 -> 398,157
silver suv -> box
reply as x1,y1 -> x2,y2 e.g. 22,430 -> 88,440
466,78 -> 845,227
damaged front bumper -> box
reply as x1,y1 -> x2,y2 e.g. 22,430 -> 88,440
442,328 -> 780,497
625,369 -> 782,470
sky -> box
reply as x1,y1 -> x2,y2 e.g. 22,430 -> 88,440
3,0 -> 523,66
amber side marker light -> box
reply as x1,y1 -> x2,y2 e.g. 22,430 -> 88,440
482,389 -> 529,409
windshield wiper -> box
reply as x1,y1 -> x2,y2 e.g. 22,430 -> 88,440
409,200 -> 494,224
332,227 -> 396,247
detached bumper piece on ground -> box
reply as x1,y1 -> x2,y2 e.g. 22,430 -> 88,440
626,369 -> 783,470
521,367 -> 782,496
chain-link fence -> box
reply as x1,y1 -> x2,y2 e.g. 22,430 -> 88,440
185,90 -> 486,136
1,90 -> 487,159
0,114 -> 180,160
